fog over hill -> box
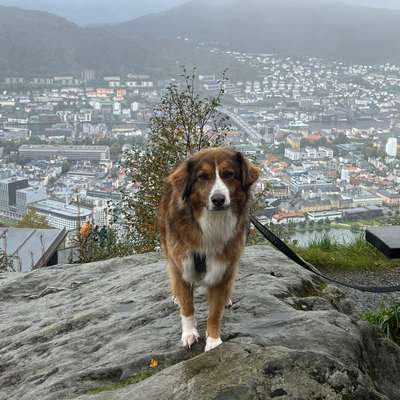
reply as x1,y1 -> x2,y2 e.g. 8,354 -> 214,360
113,0 -> 400,65
0,0 -> 400,25
2,0 -> 400,77
0,0 -> 188,25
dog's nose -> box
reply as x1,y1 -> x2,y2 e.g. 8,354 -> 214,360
211,193 -> 226,208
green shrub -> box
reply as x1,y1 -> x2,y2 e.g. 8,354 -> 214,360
362,302 -> 400,344
78,227 -> 135,263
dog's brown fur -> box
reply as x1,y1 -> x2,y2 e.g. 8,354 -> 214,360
158,147 -> 260,350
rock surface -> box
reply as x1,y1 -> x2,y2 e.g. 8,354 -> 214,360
325,268 -> 400,315
1,246 -> 399,400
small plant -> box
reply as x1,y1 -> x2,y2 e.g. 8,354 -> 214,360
77,226 -> 135,264
308,233 -> 338,251
0,249 -> 14,272
17,208 -> 50,229
362,302 -> 400,345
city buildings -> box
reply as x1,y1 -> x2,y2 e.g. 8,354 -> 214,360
31,199 -> 92,231
0,177 -> 29,218
16,187 -> 48,216
19,145 -> 111,161
272,211 -> 306,224
307,210 -> 342,221
386,137 -> 398,158
377,189 -> 400,207
0,53 -> 400,236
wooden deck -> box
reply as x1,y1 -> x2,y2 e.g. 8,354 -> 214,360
366,227 -> 400,259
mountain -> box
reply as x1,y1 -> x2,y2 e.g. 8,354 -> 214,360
0,0 -> 188,25
113,0 -> 400,65
3,0 -> 400,79
0,5 -> 251,79
0,6 -> 166,77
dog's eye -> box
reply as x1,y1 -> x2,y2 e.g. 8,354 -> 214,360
221,170 -> 235,180
197,173 -> 210,181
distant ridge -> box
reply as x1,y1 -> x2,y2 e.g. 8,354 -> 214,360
2,0 -> 400,78
0,5 -> 248,78
0,0 -> 188,25
112,0 -> 400,65
0,6 -> 157,77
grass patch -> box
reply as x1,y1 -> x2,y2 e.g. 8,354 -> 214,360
83,360 -> 174,395
294,233 -> 400,271
330,222 -> 352,229
351,218 -> 381,226
362,302 -> 400,345
84,369 -> 155,395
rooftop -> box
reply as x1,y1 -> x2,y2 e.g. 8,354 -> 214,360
377,189 -> 400,198
16,187 -> 44,194
19,145 -> 110,151
0,177 -> 28,184
32,199 -> 92,218
0,227 -> 66,272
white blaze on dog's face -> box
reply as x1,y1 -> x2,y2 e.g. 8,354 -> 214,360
208,167 -> 231,211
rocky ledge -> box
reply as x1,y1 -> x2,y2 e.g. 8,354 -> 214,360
1,246 -> 400,400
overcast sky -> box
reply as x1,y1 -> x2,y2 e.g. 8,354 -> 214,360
0,0 -> 399,25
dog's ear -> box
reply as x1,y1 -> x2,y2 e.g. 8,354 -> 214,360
235,151 -> 260,190
167,160 -> 196,201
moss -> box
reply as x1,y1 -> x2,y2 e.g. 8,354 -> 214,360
84,369 -> 155,395
83,360 -> 175,395
318,281 -> 328,291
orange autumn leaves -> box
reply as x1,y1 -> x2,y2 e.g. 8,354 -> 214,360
149,358 -> 159,368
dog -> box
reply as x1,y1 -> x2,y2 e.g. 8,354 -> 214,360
158,147 -> 260,352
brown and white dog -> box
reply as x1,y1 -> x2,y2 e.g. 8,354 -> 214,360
158,147 -> 260,351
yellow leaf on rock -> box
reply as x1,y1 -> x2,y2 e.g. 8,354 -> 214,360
150,358 -> 159,368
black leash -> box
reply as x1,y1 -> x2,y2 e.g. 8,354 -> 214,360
250,215 -> 400,293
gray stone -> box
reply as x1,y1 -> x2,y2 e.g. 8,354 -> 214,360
0,246 -> 399,400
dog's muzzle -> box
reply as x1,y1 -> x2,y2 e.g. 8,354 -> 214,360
209,193 -> 230,211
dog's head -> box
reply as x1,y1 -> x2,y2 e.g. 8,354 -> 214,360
167,147 -> 260,214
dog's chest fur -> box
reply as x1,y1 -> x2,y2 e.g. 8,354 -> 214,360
182,210 -> 238,287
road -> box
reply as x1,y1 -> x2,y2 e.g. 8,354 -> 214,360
219,107 -> 263,141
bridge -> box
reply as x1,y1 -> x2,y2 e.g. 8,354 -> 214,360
219,107 -> 263,142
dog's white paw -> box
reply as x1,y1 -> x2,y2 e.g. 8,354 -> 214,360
205,336 -> 223,352
181,329 -> 200,348
171,295 -> 178,305
225,298 -> 233,308
181,315 -> 199,348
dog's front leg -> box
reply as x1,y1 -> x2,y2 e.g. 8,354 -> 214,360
205,276 -> 234,352
169,264 -> 199,348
